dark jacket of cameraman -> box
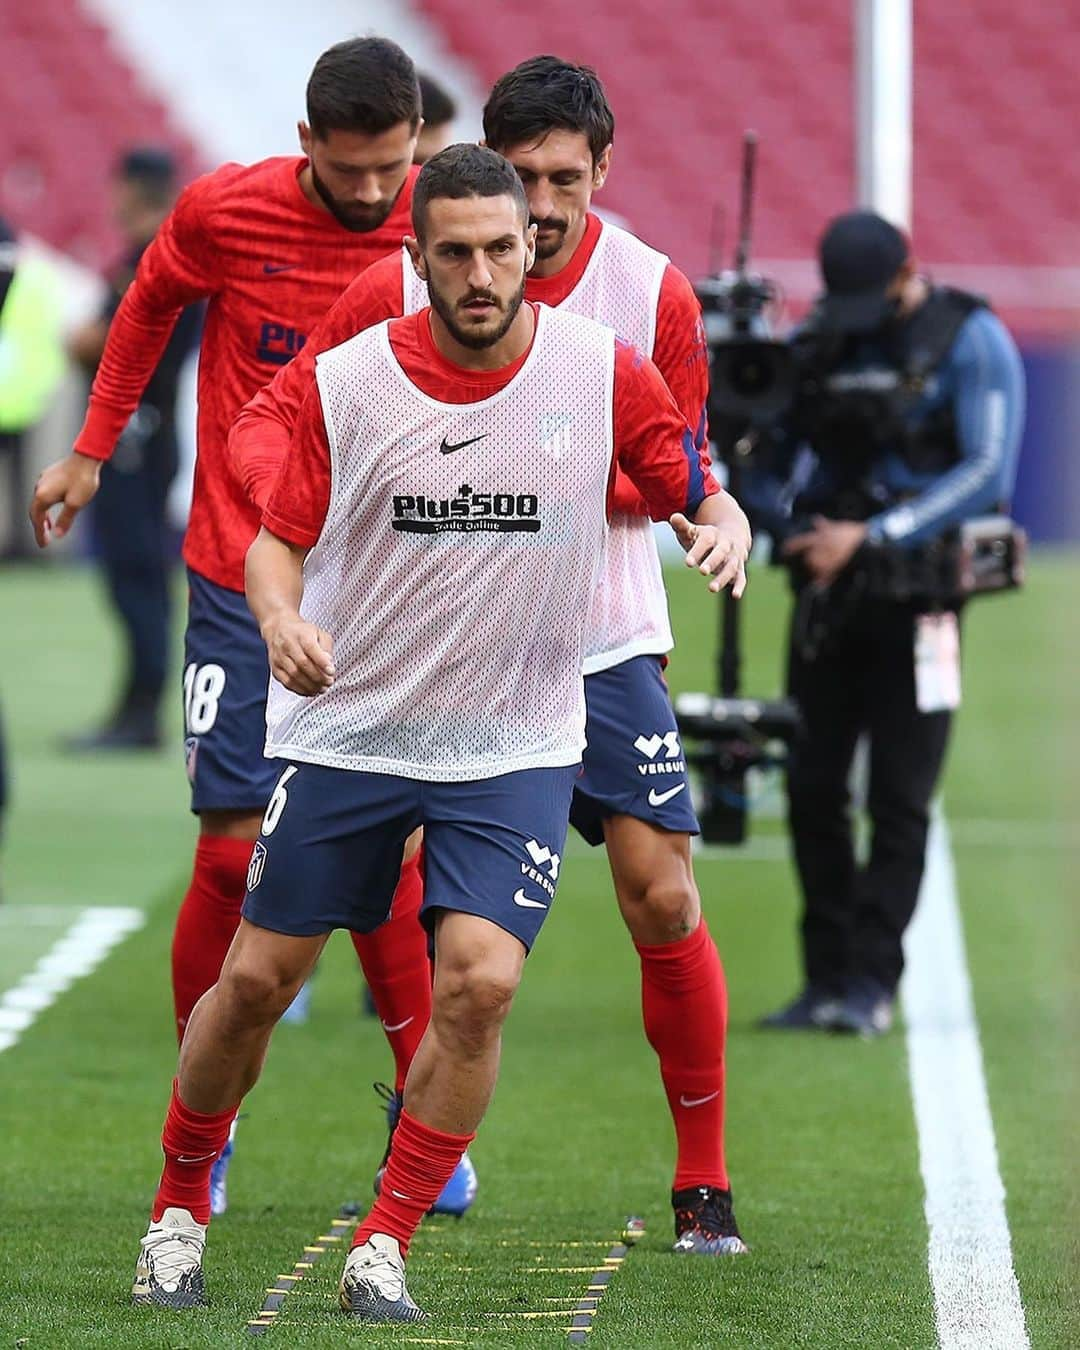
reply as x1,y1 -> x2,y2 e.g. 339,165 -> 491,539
743,293 -> 1025,557
744,211 -> 1025,1038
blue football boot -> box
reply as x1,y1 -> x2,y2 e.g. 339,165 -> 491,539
372,1083 -> 478,1218
209,1134 -> 234,1217
280,978 -> 313,1025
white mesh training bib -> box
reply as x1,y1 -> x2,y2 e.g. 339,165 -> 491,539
403,224 -> 674,675
265,305 -> 615,781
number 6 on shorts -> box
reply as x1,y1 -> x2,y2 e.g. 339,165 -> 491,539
262,765 -> 299,836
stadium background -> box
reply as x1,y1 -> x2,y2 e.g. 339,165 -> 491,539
0,1 -> 1076,1346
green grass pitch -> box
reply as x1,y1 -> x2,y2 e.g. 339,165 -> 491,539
0,555 -> 1076,1348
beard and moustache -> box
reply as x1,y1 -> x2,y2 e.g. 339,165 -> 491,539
426,270 -> 527,351
530,214 -> 569,261
309,163 -> 400,233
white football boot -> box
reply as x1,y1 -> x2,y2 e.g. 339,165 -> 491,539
131,1207 -> 208,1308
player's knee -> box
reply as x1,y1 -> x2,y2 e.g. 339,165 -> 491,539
433,959 -> 521,1055
218,961 -> 298,1028
624,870 -> 700,941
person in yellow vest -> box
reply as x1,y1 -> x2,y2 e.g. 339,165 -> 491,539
0,214 -> 64,854
0,216 -> 65,560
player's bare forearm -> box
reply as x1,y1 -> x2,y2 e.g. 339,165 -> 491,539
670,491 -> 752,597
246,527 -> 335,696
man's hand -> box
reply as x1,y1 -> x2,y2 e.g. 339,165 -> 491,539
261,612 -> 335,697
782,516 -> 867,585
670,505 -> 751,597
29,452 -> 103,548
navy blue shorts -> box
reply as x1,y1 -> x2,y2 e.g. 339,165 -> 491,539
182,569 -> 279,815
241,761 -> 579,951
571,655 -> 699,846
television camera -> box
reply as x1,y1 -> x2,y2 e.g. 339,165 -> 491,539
674,132 -> 800,845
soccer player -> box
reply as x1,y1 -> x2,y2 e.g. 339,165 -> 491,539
28,37 -> 474,1217
129,143 -> 751,1319
231,58 -> 745,1255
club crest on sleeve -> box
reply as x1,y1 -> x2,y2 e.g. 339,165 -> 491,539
247,841 -> 267,892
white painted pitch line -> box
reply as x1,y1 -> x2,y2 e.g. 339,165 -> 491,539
0,907 -> 144,1054
0,905 -> 94,927
901,816 -> 1030,1350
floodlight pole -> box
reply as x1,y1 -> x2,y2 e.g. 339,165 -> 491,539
855,0 -> 913,232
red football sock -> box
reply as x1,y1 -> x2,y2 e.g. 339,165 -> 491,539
635,919 -> 730,1191
171,835 -> 254,1044
152,1079 -> 239,1225
350,854 -> 432,1093
351,1109 -> 474,1256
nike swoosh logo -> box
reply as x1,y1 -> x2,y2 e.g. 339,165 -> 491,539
263,262 -> 299,274
390,1189 -> 412,1201
513,887 -> 548,910
439,434 -> 488,455
679,1091 -> 719,1108
176,1152 -> 217,1164
648,783 -> 687,807
381,1016 -> 414,1033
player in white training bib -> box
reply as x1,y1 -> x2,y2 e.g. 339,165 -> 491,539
132,145 -> 750,1322
228,58 -> 750,1258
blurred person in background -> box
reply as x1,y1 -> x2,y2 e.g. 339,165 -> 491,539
0,215 -> 65,559
65,148 -> 201,752
29,37 -> 476,1227
231,55 -> 747,1261
413,72 -> 457,164
745,211 -> 1025,1038
0,214 -> 65,858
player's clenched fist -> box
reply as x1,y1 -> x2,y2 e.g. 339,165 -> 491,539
670,496 -> 752,598
261,613 -> 336,696
29,451 -> 102,548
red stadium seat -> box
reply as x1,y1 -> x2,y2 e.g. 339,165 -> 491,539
0,0 -> 201,266
415,0 -> 1079,329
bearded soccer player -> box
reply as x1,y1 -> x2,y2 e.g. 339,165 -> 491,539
28,37 -> 474,1218
231,57 -> 745,1254
128,143 -> 750,1319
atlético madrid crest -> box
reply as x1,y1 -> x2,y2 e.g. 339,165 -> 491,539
184,736 -> 198,785
540,412 -> 573,458
247,841 -> 267,892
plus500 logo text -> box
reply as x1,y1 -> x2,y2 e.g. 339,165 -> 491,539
391,484 -> 541,534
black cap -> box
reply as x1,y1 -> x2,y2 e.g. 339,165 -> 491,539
817,210 -> 908,334
116,145 -> 176,188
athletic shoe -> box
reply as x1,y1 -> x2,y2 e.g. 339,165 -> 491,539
339,1234 -> 426,1322
431,1150 -> 478,1217
757,986 -> 842,1030
672,1186 -> 749,1256
63,692 -> 163,752
372,1083 -> 478,1218
280,978 -> 313,1025
209,1137 -> 234,1217
832,977 -> 895,1038
131,1207 -> 208,1308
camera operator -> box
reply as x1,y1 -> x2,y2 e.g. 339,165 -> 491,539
744,210 -> 1025,1037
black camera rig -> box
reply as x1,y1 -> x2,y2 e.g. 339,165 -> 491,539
674,133 -> 800,845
